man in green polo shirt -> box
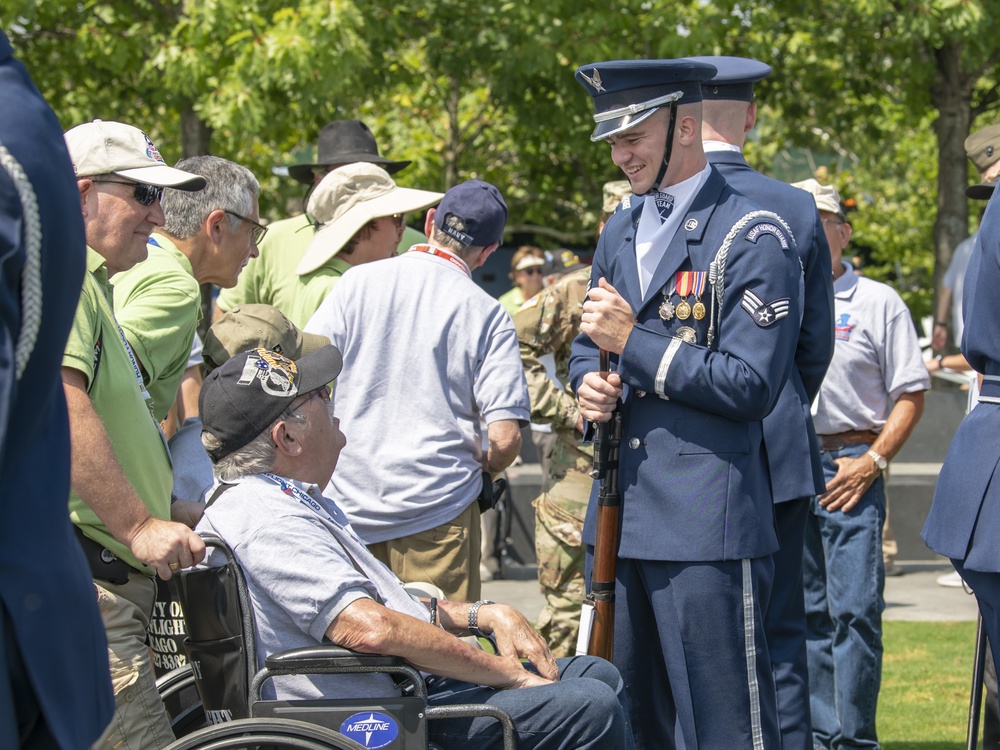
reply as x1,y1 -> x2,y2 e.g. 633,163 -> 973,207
63,119 -> 207,750
112,155 -> 262,423
216,119 -> 426,327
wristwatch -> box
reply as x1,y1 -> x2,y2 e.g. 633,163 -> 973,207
468,600 -> 495,638
867,449 -> 888,471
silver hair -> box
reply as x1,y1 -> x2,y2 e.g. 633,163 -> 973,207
429,214 -> 486,259
161,155 -> 259,239
202,406 -> 308,482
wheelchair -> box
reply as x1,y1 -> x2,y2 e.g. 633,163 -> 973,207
162,534 -> 516,750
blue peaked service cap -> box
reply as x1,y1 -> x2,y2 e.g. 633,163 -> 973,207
687,56 -> 772,101
575,59 -> 718,142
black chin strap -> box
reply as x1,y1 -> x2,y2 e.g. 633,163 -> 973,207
650,101 -> 679,194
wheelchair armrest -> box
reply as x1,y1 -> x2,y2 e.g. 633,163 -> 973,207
264,645 -> 406,672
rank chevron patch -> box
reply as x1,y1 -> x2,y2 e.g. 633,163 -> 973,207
741,289 -> 790,327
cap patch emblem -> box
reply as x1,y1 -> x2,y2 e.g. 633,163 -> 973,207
741,289 -> 789,327
237,348 -> 299,397
580,68 -> 605,93
142,133 -> 165,163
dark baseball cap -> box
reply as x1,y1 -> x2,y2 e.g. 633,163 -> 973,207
199,346 -> 343,461
433,180 -> 508,247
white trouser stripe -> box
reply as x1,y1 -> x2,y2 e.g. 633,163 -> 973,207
654,338 -> 683,398
742,558 -> 764,750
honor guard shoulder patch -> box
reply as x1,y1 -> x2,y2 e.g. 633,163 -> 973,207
741,289 -> 790,327
744,222 -> 789,250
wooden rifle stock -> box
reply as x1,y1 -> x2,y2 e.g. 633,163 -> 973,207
587,349 -> 622,661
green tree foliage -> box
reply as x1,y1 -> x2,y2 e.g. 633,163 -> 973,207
4,0 -> 998,317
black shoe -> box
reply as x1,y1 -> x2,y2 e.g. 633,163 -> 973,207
884,560 -> 905,577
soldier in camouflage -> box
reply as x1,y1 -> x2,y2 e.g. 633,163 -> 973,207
513,181 -> 632,656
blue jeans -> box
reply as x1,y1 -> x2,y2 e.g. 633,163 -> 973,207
427,655 -> 634,749
803,443 -> 886,750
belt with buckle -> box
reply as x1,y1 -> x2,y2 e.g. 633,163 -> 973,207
819,429 -> 880,451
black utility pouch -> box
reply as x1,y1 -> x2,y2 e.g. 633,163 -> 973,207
74,526 -> 132,585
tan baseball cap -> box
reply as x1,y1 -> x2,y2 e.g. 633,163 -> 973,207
792,178 -> 844,217
296,163 -> 444,275
64,120 -> 206,190
965,124 -> 1000,173
602,180 -> 633,214
203,304 -> 329,373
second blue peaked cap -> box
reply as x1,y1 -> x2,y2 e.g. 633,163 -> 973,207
575,59 -> 717,142
687,56 -> 772,102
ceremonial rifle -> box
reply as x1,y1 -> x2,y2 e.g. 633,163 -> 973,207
586,348 -> 623,661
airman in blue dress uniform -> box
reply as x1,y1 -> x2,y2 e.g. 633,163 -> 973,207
693,55 -> 836,750
568,58 -> 804,750
922,172 -> 1000,705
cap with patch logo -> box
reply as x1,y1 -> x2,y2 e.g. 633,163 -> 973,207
64,120 -> 206,190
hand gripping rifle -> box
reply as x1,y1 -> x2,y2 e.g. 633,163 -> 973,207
586,349 -> 623,661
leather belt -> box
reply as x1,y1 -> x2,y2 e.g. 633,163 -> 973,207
820,429 -> 879,451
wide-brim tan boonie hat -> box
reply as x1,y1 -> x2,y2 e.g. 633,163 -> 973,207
296,163 -> 443,276
64,120 -> 206,190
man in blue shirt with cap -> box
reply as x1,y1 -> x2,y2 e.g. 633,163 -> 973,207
569,58 -> 804,749
693,56 -> 836,750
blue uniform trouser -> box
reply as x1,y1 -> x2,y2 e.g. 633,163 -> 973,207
767,497 -> 813,750
951,562 -> 1000,726
427,655 -> 634,749
612,556 -> 779,750
804,443 -> 886,750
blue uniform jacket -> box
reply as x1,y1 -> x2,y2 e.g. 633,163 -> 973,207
708,150 -> 834,503
0,31 -> 114,747
922,189 -> 1000,572
569,166 -> 803,562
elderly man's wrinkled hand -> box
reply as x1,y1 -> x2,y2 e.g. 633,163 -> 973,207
129,517 -> 207,580
481,603 -> 559,681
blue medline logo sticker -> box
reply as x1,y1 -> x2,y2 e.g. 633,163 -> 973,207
340,711 -> 399,748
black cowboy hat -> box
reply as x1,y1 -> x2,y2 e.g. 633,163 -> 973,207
285,120 -> 411,184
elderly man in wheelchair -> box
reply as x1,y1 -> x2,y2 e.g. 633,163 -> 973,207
185,345 -> 633,749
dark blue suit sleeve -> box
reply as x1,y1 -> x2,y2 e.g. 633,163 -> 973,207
795,211 -> 835,402
569,230 -> 610,395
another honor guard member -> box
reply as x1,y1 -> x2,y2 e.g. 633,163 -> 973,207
922,172 -> 1000,719
795,179 -> 928,750
514,249 -> 594,657
569,59 -> 804,750
693,55 -> 836,750
0,31 -> 113,748
63,120 -> 207,749
306,179 -> 529,602
216,120 -> 425,328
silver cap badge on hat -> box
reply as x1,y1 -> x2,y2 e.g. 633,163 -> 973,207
579,69 -> 605,93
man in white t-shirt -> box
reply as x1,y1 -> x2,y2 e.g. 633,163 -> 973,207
306,179 -> 529,602
794,179 -> 929,750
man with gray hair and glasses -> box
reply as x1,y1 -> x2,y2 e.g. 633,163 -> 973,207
113,154 -> 264,426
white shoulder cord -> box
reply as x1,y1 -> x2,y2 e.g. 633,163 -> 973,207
707,210 -> 795,348
0,139 -> 43,380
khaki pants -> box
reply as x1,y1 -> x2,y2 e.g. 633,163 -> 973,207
369,502 -> 481,602
92,575 -> 174,750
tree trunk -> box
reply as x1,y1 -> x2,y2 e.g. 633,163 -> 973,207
180,105 -> 213,159
930,42 -> 974,326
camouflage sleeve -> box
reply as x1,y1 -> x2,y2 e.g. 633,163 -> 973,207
514,286 -> 581,432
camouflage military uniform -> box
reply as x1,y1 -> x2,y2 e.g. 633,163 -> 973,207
513,265 -> 593,657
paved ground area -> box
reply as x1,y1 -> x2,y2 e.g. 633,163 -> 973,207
484,558 -> 981,625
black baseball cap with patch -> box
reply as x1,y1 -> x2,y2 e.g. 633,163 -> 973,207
199,345 -> 343,461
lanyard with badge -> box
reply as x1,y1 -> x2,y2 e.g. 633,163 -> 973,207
407,244 -> 471,278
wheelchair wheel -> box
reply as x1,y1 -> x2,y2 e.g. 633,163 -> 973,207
156,664 -> 207,738
162,717 -> 367,750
